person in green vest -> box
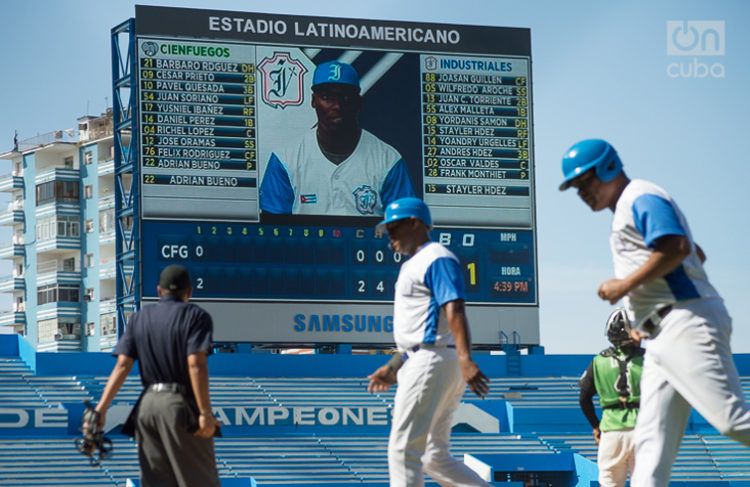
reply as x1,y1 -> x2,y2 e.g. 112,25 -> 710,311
579,308 -> 644,487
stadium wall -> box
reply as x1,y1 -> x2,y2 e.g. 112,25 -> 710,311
4,335 -> 750,378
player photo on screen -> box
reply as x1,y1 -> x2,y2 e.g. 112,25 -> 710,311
256,48 -> 423,221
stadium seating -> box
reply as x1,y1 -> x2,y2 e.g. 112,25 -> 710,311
3,354 -> 750,485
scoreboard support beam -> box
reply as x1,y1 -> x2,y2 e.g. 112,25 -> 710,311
111,18 -> 141,336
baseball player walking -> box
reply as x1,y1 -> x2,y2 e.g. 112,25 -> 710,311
367,197 -> 490,487
579,308 -> 644,487
560,139 -> 750,486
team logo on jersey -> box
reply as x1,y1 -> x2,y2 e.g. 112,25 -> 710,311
300,194 -> 317,204
141,41 -> 158,57
353,185 -> 378,215
258,52 -> 308,109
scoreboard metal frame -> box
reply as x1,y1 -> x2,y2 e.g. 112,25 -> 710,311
113,5 -> 540,347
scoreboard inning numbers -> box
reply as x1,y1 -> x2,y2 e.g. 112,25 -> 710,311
132,6 -> 539,345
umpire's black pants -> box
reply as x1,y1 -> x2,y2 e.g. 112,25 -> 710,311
136,390 -> 220,487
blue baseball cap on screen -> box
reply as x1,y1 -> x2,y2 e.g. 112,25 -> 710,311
312,61 -> 360,90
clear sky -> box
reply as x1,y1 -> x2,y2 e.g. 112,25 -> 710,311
0,0 -> 747,354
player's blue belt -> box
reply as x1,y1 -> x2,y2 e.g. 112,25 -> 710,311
641,305 -> 673,335
404,343 -> 456,358
147,383 -> 186,394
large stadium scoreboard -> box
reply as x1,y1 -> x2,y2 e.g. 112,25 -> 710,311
132,6 -> 538,345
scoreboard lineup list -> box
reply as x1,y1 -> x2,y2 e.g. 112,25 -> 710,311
421,56 -> 532,228
139,41 -> 260,221
137,39 -> 536,304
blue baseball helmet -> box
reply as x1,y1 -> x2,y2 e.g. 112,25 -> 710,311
312,61 -> 360,90
377,197 -> 432,232
559,139 -> 623,191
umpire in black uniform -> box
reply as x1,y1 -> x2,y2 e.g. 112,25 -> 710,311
93,264 -> 221,486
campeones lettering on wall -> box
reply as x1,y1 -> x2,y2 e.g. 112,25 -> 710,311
214,406 -> 391,427
0,408 -> 68,430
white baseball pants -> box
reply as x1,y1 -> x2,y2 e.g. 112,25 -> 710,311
388,347 -> 489,486
631,298 -> 750,487
598,429 -> 635,487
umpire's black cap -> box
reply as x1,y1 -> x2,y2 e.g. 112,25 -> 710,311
158,264 -> 191,291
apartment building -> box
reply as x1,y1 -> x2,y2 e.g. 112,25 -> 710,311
0,111 -> 128,352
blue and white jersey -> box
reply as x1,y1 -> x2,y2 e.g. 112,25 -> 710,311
393,242 -> 465,352
259,128 -> 415,216
611,179 -> 719,324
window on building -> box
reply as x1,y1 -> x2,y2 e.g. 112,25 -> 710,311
59,180 -> 79,201
101,314 -> 116,336
36,180 -> 80,205
36,181 -> 55,205
38,319 -> 58,344
62,258 -> 75,272
63,156 -> 74,169
84,253 -> 94,268
86,322 -> 95,337
85,219 -> 94,233
58,216 -> 80,238
58,321 -> 81,340
100,209 -> 114,234
84,151 -> 93,165
84,288 -> 94,302
37,216 -> 80,241
69,219 -> 80,237
37,284 -> 80,305
36,221 -> 47,241
84,185 -> 93,199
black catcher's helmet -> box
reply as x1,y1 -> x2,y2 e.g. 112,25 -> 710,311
605,308 -> 633,348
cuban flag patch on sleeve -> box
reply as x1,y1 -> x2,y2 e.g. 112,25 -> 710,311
300,194 -> 317,204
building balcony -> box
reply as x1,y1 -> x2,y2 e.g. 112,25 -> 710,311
99,334 -> 117,352
0,274 -> 25,293
0,209 -> 23,226
0,310 -> 25,327
99,229 -> 116,245
98,159 -> 115,176
36,302 -> 81,321
100,260 -> 116,280
0,243 -> 24,259
0,174 -> 23,192
0,202 -> 24,226
34,168 -> 80,185
98,194 -> 115,210
36,269 -> 82,287
35,201 -> 80,219
100,298 -> 116,315
37,338 -> 81,352
99,261 -> 132,280
36,236 -> 81,254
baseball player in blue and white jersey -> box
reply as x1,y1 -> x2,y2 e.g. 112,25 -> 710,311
260,60 -> 415,216
367,197 -> 490,487
560,139 -> 750,486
